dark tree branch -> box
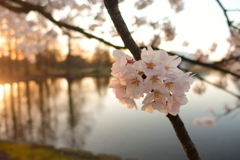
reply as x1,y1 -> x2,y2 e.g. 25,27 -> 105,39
103,0 -> 201,160
104,0 -> 141,60
0,0 -> 31,13
167,114 -> 201,160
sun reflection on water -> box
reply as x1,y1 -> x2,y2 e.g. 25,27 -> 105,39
0,84 -> 10,101
0,85 -> 4,101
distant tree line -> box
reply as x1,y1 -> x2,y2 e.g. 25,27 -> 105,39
0,46 -> 113,78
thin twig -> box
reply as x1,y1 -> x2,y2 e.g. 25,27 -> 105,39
215,0 -> 233,35
213,56 -> 240,65
194,74 -> 240,99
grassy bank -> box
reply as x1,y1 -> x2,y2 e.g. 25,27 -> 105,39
0,141 -> 138,160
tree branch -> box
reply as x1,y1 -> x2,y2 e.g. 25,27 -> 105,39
164,50 -> 240,78
0,0 -> 31,13
216,0 -> 240,35
103,0 -> 201,160
104,0 -> 141,60
181,65 -> 240,99
215,0 -> 232,34
167,114 -> 201,160
0,0 -> 126,50
195,74 -> 240,99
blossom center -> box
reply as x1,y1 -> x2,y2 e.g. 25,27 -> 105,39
172,97 -> 179,104
120,85 -> 126,90
166,82 -> 175,91
165,66 -> 170,71
126,58 -> 135,65
150,75 -> 159,83
154,91 -> 164,101
131,78 -> 140,86
147,62 -> 155,69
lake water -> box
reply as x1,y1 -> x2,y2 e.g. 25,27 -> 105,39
0,69 -> 239,160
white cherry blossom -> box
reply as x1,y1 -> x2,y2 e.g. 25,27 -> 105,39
143,75 -> 165,93
193,117 -> 215,127
142,101 -> 168,114
168,92 -> 188,116
230,62 -> 240,75
201,117 -> 215,127
193,118 -> 202,127
119,98 -> 137,109
168,0 -> 184,13
111,50 -> 135,77
108,78 -> 126,99
134,46 -> 164,76
134,0 -> 153,10
120,64 -> 144,99
162,21 -> 176,41
109,46 -> 194,116
159,50 -> 182,74
166,72 -> 194,93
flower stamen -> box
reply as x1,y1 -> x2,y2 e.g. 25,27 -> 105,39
147,62 -> 155,69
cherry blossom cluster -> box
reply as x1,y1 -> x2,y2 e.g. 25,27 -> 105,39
193,117 -> 215,127
223,25 -> 240,76
193,82 -> 206,95
109,46 -> 194,116
227,26 -> 240,46
190,49 -> 209,63
134,0 -> 153,10
150,35 -> 161,48
168,0 -> 184,13
214,78 -> 227,89
162,21 -> 176,41
194,101 -> 240,127
0,6 -> 58,57
134,16 -> 147,27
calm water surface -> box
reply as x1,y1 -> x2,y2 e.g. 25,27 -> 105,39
0,70 -> 239,160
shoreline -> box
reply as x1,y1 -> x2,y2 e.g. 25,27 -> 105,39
0,141 -> 138,160
0,72 -> 111,84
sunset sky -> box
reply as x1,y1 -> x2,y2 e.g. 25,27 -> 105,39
56,0 -> 240,61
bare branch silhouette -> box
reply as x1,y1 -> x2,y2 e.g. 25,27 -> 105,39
0,0 -> 125,50
216,0 -> 240,33
1,0 -> 239,79
213,56 -> 240,65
